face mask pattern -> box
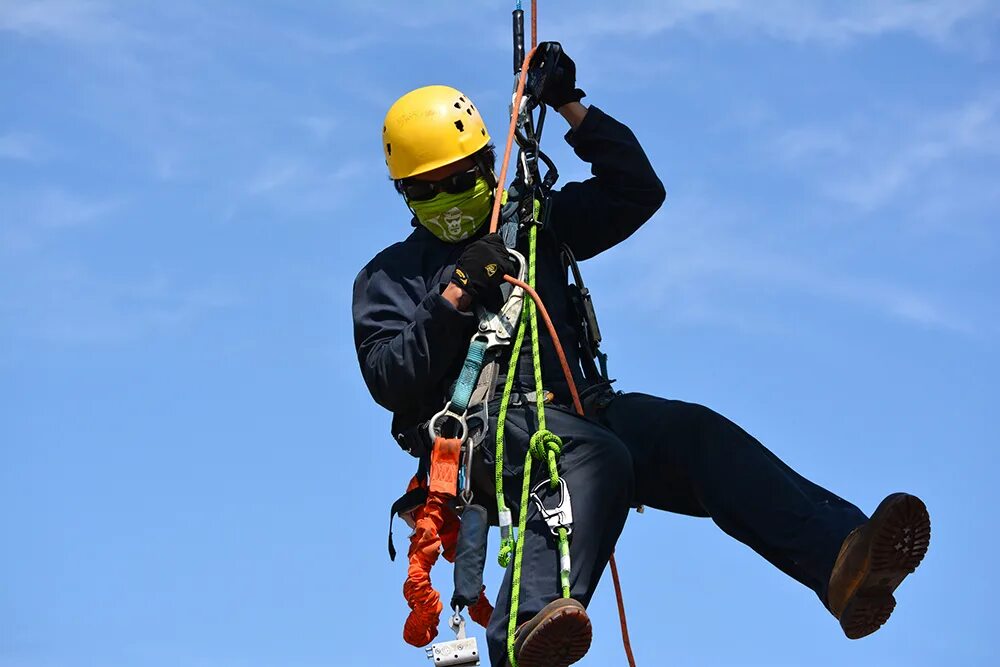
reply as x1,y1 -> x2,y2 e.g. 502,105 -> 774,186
410,176 -> 493,243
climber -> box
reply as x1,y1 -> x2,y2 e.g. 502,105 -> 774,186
352,45 -> 931,667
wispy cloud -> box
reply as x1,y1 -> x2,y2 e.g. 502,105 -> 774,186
0,189 -> 124,257
0,0 -> 130,44
0,132 -> 50,162
239,155 -> 380,216
297,115 -> 340,144
246,160 -> 303,197
33,188 -> 123,228
274,26 -> 383,57
1,188 -> 123,231
547,0 -> 999,49
0,263 -> 242,345
599,195 -> 978,335
774,93 -> 1000,213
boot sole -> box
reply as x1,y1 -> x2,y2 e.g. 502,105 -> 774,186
516,602 -> 592,667
840,493 -> 931,639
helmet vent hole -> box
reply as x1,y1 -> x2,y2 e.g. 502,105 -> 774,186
386,142 -> 392,156
454,120 -> 465,132
459,96 -> 466,102
466,108 -> 472,115
454,102 -> 461,109
481,128 -> 486,136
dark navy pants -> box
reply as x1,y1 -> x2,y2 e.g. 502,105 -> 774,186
481,392 -> 868,666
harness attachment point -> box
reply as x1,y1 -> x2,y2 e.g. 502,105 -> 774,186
424,611 -> 481,666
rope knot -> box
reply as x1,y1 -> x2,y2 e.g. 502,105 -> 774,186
529,429 -> 562,488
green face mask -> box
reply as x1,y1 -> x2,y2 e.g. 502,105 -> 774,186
409,177 -> 493,243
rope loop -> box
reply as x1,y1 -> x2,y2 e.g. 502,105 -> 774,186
498,539 -> 514,567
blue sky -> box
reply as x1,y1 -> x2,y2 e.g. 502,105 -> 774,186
2,1 -> 998,665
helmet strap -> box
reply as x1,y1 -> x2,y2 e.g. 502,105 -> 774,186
473,151 -> 498,191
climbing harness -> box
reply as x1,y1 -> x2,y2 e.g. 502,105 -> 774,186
389,2 -> 638,666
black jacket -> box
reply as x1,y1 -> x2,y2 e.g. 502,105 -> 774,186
353,107 -> 665,440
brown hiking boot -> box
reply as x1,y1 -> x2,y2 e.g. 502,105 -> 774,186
507,598 -> 592,667
828,493 -> 931,639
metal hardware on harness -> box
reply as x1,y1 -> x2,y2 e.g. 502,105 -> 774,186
530,476 -> 574,535
428,403 -> 475,507
424,611 -> 480,666
458,412 -> 489,506
519,151 -> 533,187
562,243 -> 609,384
428,404 -> 469,445
457,401 -> 489,506
442,248 -> 527,508
451,610 -> 468,640
424,637 -> 479,665
472,249 -> 527,351
463,397 -> 490,447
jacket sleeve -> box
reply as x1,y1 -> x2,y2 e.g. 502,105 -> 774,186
548,106 -> 666,261
353,259 -> 477,415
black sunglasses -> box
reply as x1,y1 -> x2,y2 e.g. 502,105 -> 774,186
403,166 -> 480,202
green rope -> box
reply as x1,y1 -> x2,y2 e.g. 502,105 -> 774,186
558,527 -> 571,597
527,225 -> 546,432
495,304 -> 528,568
507,446 -> 534,667
494,223 -> 572,667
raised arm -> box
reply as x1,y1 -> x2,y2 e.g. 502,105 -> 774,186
548,106 -> 666,261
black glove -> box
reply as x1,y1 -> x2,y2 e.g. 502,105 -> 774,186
532,41 -> 586,110
451,234 -> 517,310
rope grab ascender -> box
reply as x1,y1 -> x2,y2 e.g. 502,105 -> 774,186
387,2 -> 638,665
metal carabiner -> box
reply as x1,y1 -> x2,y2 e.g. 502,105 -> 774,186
457,402 -> 490,507
530,476 -> 574,536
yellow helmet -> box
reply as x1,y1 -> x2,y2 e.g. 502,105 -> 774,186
382,85 -> 491,179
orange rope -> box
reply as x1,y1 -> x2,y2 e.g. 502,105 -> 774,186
488,45 -> 536,235
530,2 -> 537,48
503,275 -> 583,416
610,551 -> 637,666
403,437 -> 495,646
402,437 -> 461,647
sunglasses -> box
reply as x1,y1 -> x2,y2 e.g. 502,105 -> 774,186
402,166 -> 480,202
